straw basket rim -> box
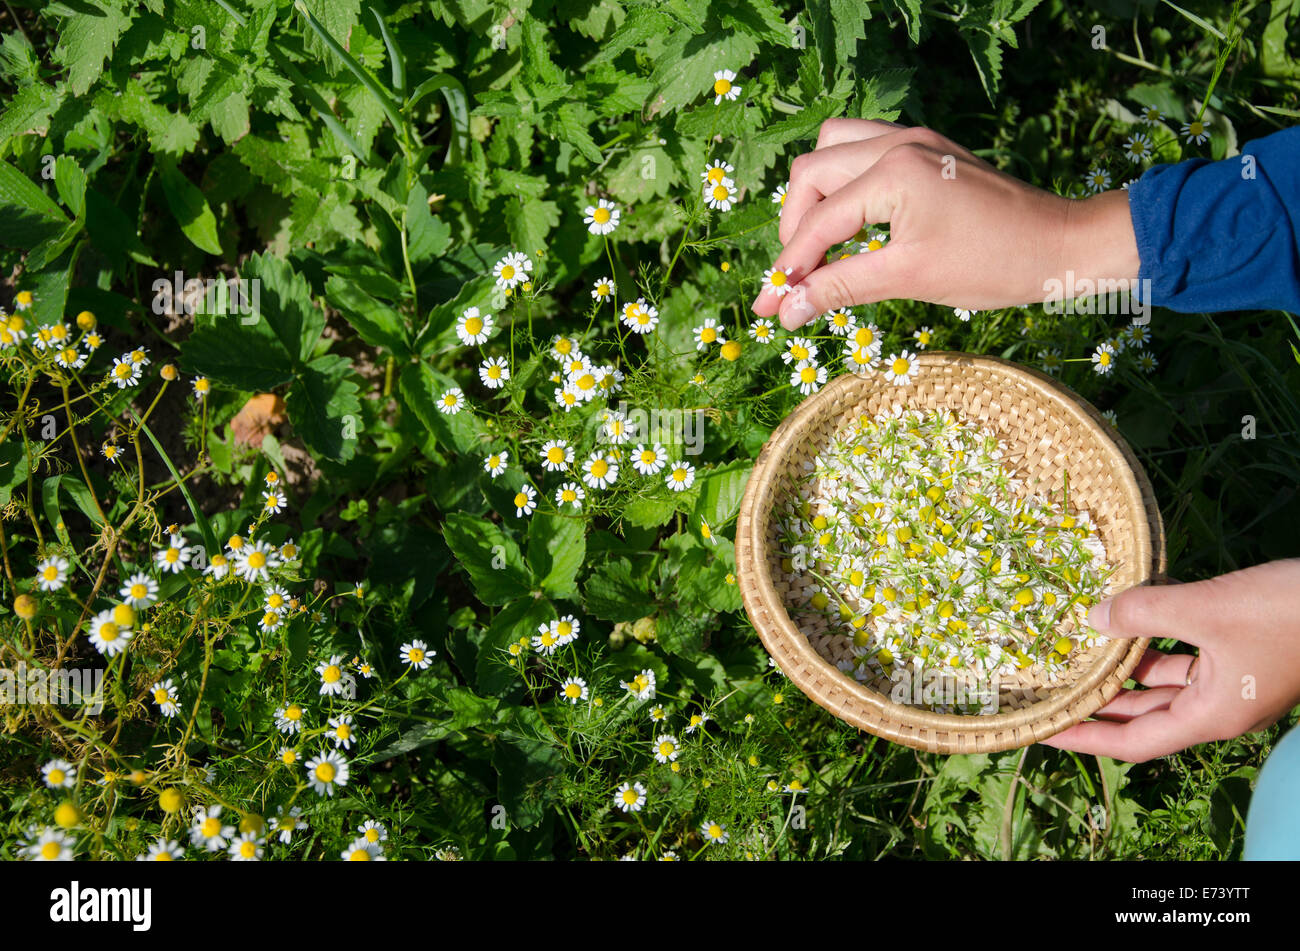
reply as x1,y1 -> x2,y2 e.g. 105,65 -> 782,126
735,351 -> 1165,754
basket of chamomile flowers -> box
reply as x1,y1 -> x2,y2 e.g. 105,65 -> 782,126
736,351 -> 1165,753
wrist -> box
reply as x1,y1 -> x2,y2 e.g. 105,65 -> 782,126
1060,190 -> 1142,287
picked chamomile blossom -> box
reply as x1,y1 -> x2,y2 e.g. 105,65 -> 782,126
776,407 -> 1113,712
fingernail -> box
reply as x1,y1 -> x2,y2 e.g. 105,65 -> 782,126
1087,599 -> 1112,632
782,298 -> 815,329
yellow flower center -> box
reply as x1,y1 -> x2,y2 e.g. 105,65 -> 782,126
769,270 -> 787,287
201,817 -> 221,837
322,665 -> 341,683
590,459 -> 608,478
700,327 -> 717,343
464,316 -> 483,336
891,358 -> 909,375
500,265 -> 515,280
247,551 -> 266,568
349,848 -> 370,861
42,842 -> 62,860
800,366 -> 817,383
314,762 -> 336,783
513,492 -> 529,509
43,566 -> 59,580
713,78 -> 731,95
592,206 -> 611,223
712,185 -> 729,201
99,622 -> 119,642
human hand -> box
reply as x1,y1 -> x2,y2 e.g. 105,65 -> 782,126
750,118 -> 1141,329
1040,559 -> 1300,763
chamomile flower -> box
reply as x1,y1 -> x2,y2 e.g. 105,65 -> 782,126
824,308 -> 856,335
342,837 -> 385,861
263,488 -> 287,514
101,442 -> 122,464
560,677 -> 589,704
771,183 -> 788,205
632,444 -> 667,476
1083,167 -> 1112,194
912,326 -> 934,349
400,640 -> 434,669
624,668 -> 656,701
1091,341 -> 1116,375
703,178 -> 738,212
554,385 -> 582,411
128,347 -> 150,367
859,231 -> 888,252
844,343 -> 876,375
614,781 -> 647,813
512,484 -> 538,517
479,356 -> 510,389
1123,133 -> 1153,163
583,198 -> 620,235
492,252 -> 532,289
151,679 -> 180,717
275,703 -> 305,734
140,838 -> 184,861
437,387 -> 466,415
882,350 -> 918,385
684,712 -> 711,734
694,318 -> 725,350
700,820 -> 728,844
532,622 -> 562,655
119,572 -> 158,609
273,806 -> 305,843
538,439 -> 574,472
191,806 -> 235,852
1135,350 -> 1158,373
109,355 -> 142,389
953,308 -> 976,322
555,482 -> 585,510
762,266 -> 793,297
87,609 -> 132,657
304,750 -> 350,797
602,411 -> 636,444
1139,105 -> 1165,125
1040,348 -> 1063,372
26,827 -> 75,861
192,377 -> 211,400
234,540 -> 280,583
317,655 -> 350,696
1101,409 -> 1119,427
1181,118 -> 1210,145
664,461 -> 696,491
328,714 -> 357,750
748,319 -> 776,344
42,759 -> 76,789
790,359 -> 826,395
154,534 -> 191,574
228,831 -> 263,861
620,298 -> 659,334
701,160 -> 735,184
711,69 -> 741,104
652,734 -> 680,764
581,452 -> 618,490
484,450 -> 509,477
35,556 -> 69,592
782,337 -> 817,365
357,820 -> 388,845
54,345 -> 84,369
591,277 -> 614,301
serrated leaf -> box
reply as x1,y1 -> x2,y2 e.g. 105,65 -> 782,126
648,28 -> 759,115
0,159 -> 68,248
443,512 -> 532,605
324,275 -> 408,355
0,83 -> 60,142
158,161 -> 222,255
752,96 -> 846,145
584,558 -> 652,622
554,103 -> 602,164
183,324 -> 296,391
623,495 -> 678,529
507,197 -> 560,259
53,0 -> 133,96
717,0 -> 790,45
963,28 -> 1004,104
241,252 -> 324,363
527,512 -> 586,601
405,182 -> 452,268
807,0 -> 870,85
286,353 -> 361,461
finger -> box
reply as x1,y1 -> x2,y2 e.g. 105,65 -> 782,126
1089,685 -> 1181,721
1086,578 -> 1221,650
1038,698 -> 1217,762
755,154 -> 923,322
769,249 -> 913,329
778,128 -> 948,245
1129,649 -> 1199,688
815,118 -> 906,149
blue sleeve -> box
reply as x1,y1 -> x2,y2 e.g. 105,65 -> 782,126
1127,126 -> 1300,314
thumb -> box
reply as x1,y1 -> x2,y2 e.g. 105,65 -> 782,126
776,248 -> 915,330
1086,578 -> 1218,650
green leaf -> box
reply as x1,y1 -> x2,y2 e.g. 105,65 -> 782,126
85,187 -> 156,266
405,182 -> 452,268
295,0 -> 402,132
0,159 -> 68,248
752,97 -> 847,145
399,362 -> 486,456
506,197 -> 560,259
286,353 -> 362,462
53,155 -> 86,219
648,27 -> 759,116
0,442 -> 30,508
718,0 -> 790,45
807,0 -> 870,83
157,160 -> 222,255
324,275 -> 408,355
368,5 -> 406,94
0,83 -> 61,143
53,0 -> 133,96
442,512 -> 533,605
623,495 -> 678,529
583,558 -> 652,622
962,29 -> 1004,104
405,73 -> 469,166
890,0 -> 924,44
692,460 -> 752,527
554,103 -> 603,164
183,325 -> 296,391
241,252 -> 324,363
475,596 -> 552,695
527,512 -> 585,601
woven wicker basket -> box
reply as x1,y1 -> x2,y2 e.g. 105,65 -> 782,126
736,351 -> 1165,754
